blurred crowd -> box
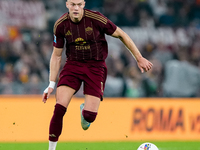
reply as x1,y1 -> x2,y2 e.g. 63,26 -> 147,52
103,0 -> 200,28
0,0 -> 200,97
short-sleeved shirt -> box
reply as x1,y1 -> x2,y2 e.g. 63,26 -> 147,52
53,9 -> 117,61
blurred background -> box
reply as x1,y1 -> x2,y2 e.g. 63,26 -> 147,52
0,0 -> 200,97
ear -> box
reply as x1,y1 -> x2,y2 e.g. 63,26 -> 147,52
83,1 -> 86,8
66,1 -> 69,9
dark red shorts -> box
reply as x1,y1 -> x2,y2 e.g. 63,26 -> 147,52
57,60 -> 107,100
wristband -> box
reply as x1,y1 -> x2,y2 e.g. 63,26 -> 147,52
44,87 -> 48,93
44,81 -> 56,93
49,81 -> 56,89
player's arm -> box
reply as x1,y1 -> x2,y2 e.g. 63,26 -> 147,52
111,27 -> 153,73
42,47 -> 63,103
49,47 -> 63,82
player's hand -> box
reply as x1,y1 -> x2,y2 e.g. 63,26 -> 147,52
42,81 -> 56,103
42,87 -> 54,103
137,57 -> 153,73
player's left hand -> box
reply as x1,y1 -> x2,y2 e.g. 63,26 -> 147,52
137,57 -> 153,73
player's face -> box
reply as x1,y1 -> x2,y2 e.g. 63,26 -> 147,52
66,0 -> 85,22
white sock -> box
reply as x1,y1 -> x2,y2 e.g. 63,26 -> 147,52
48,141 -> 57,150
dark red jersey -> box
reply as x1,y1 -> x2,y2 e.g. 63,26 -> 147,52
53,9 -> 117,61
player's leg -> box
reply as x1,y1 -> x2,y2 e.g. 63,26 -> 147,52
80,95 -> 100,130
80,61 -> 107,130
84,94 -> 100,112
48,86 -> 75,150
48,61 -> 83,149
56,85 -> 76,107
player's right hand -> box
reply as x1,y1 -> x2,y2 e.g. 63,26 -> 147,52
42,87 -> 54,103
42,81 -> 56,103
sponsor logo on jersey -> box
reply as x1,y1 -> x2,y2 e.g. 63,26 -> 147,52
65,30 -> 72,36
75,37 -> 90,50
75,38 -> 86,45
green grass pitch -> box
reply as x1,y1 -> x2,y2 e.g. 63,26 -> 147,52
0,141 -> 199,150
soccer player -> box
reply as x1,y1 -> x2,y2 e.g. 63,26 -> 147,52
42,0 -> 153,150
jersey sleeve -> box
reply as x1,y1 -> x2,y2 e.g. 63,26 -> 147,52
103,18 -> 117,35
92,11 -> 117,35
53,19 -> 65,48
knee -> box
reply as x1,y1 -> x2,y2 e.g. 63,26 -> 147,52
82,110 -> 97,123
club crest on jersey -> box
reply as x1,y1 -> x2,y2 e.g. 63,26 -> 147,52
85,27 -> 93,35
